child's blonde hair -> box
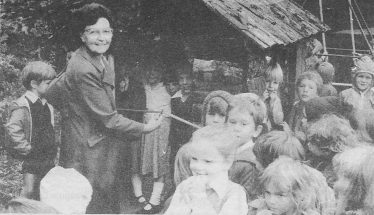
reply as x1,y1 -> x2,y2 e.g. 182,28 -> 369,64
333,146 -> 374,214
264,63 -> 284,84
296,71 -> 323,95
22,61 -> 56,90
227,93 -> 267,127
190,124 -> 240,161
307,114 -> 360,155
254,131 -> 305,168
261,157 -> 335,215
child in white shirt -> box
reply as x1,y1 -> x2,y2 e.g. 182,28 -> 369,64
165,124 -> 248,215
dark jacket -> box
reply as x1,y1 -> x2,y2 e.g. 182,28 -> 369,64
44,47 -> 144,213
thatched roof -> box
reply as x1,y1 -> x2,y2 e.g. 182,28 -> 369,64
200,0 -> 330,49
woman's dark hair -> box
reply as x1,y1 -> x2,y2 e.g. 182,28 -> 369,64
72,3 -> 113,35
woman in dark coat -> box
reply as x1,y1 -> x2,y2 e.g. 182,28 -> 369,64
45,3 -> 162,213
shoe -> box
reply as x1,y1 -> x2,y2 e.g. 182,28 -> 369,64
134,195 -> 147,204
139,203 -> 163,214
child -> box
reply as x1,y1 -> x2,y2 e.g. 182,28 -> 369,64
164,73 -> 180,97
317,62 -> 338,97
40,166 -> 93,214
339,55 -> 374,111
226,93 -> 266,200
5,61 -> 57,200
174,90 -> 233,186
287,71 -> 323,143
306,114 -> 362,187
1,198 -> 58,214
262,63 -> 284,130
333,146 -> 374,214
169,72 -> 200,169
137,60 -> 171,213
249,156 -> 335,215
253,130 -> 306,169
165,124 -> 248,215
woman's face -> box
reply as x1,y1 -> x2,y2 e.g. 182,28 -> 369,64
80,17 -> 113,55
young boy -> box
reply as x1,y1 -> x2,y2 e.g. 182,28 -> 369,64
226,93 -> 266,201
5,61 -> 57,200
169,72 -> 200,168
286,71 -> 323,143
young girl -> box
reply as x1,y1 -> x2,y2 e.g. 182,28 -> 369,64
253,130 -> 306,169
173,90 -> 233,186
287,71 -> 323,143
165,124 -> 248,215
333,146 -> 374,215
317,62 -> 338,97
262,63 -> 284,130
249,156 -> 335,215
136,61 -> 171,213
340,55 -> 374,111
306,114 -> 362,187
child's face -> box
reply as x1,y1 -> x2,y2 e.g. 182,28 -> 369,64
227,110 -> 260,145
355,72 -> 373,91
166,82 -> 179,95
179,74 -> 193,95
266,80 -> 280,93
190,143 -> 231,182
297,79 -> 318,102
264,181 -> 296,215
205,112 -> 226,126
34,79 -> 52,97
146,70 -> 162,85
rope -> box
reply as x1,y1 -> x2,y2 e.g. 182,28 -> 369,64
117,108 -> 202,129
353,0 -> 374,41
347,0 -> 373,54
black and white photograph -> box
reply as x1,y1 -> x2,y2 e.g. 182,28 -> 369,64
1,0 -> 374,214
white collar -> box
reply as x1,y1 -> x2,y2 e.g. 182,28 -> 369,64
237,140 -> 254,154
207,173 -> 229,200
25,90 -> 47,105
171,90 -> 183,99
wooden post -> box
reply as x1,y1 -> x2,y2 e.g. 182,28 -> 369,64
319,0 -> 327,54
348,0 -> 356,54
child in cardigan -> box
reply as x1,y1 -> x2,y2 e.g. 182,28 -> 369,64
253,130 -> 306,169
173,90 -> 233,186
317,62 -> 338,97
226,93 -> 265,201
306,114 -> 363,187
287,71 -> 323,143
340,55 -> 374,111
249,156 -> 336,215
333,146 -> 374,215
5,61 -> 57,200
262,63 -> 284,130
165,124 -> 248,215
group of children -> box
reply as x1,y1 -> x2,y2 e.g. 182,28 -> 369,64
3,53 -> 374,215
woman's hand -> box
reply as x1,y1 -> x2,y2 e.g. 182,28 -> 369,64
143,114 -> 164,133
